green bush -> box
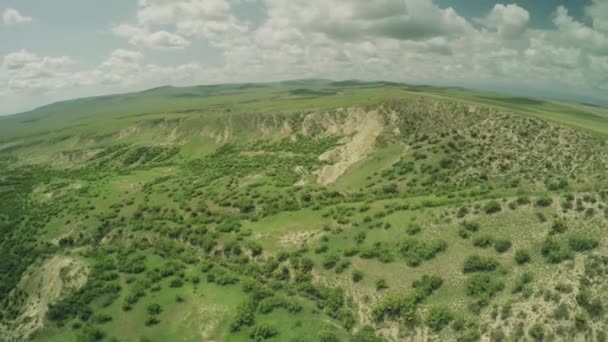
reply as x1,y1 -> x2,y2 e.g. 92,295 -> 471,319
412,275 -> 443,300
528,323 -> 544,341
147,303 -> 162,315
372,275 -> 442,323
229,300 -> 256,332
462,221 -> 480,232
352,325 -> 384,342
466,274 -> 504,300
426,306 -> 453,331
535,197 -> 553,207
463,255 -> 499,273
318,328 -> 339,342
375,278 -> 388,291
352,270 -> 364,283
568,235 -> 599,252
550,220 -> 568,235
406,224 -> 422,235
483,201 -> 502,214
514,250 -> 531,265
398,238 -> 447,267
541,238 -> 573,264
473,235 -> 494,248
249,323 -> 278,341
494,239 -> 512,253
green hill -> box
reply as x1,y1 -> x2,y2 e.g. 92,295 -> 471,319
1,80 -> 608,341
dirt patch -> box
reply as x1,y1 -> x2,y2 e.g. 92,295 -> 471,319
293,165 -> 308,186
316,108 -> 384,185
279,230 -> 322,246
0,256 -> 89,341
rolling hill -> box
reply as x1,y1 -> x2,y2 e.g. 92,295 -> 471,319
1,80 -> 608,342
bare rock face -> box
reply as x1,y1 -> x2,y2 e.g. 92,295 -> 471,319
0,256 -> 89,341
315,108 -> 384,185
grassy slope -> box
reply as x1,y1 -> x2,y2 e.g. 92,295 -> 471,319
1,80 -> 608,342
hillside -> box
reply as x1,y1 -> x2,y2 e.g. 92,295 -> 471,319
1,80 -> 608,342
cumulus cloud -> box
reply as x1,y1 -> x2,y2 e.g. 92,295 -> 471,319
553,6 -> 608,55
476,4 -> 530,40
3,0 -> 608,113
2,8 -> 32,25
113,24 -> 190,49
2,50 -> 74,92
586,0 -> 608,33
113,0 -> 248,48
260,0 -> 473,42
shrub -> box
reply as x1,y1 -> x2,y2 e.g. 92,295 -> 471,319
352,326 -> 383,342
483,201 -> 502,214
463,255 -> 499,273
512,272 -> 534,293
318,329 -> 339,342
92,314 -> 112,324
372,294 -> 420,324
375,278 -> 388,291
494,239 -> 512,253
406,224 -> 422,235
230,300 -> 256,332
412,275 -> 443,299
258,296 -> 284,314
354,231 -> 366,244
144,316 -> 160,326
249,323 -> 278,341
528,323 -> 544,341
147,303 -> 162,316
541,238 -> 573,264
462,221 -> 480,232
322,254 -> 340,269
568,235 -> 599,252
550,220 -> 568,235
352,270 -> 364,283
426,306 -> 453,331
372,275 -> 442,323
466,274 -> 504,300
552,303 -> 570,320
473,235 -> 494,248
169,278 -> 184,288
398,238 -> 447,267
535,197 -> 553,207
514,250 -> 531,265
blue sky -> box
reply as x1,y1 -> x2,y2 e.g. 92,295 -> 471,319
1,0 -> 607,114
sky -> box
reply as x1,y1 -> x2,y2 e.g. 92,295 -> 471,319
1,0 -> 607,115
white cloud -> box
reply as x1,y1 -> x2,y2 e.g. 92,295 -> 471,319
553,6 -> 608,55
113,0 -> 248,49
2,8 -> 32,25
3,50 -> 39,70
113,24 -> 190,49
259,0 -> 474,43
3,0 -> 608,114
476,4 -> 530,40
586,0 -> 608,34
2,52 -> 74,92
